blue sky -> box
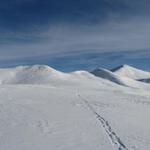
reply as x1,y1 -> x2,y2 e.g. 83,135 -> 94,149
0,0 -> 150,71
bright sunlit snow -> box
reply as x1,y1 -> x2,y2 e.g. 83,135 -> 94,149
0,65 -> 150,150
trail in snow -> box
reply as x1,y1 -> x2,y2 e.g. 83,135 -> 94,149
78,94 -> 128,150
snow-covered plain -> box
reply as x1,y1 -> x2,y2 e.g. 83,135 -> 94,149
0,65 -> 150,150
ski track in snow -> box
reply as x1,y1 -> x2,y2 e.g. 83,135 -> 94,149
78,94 -> 129,150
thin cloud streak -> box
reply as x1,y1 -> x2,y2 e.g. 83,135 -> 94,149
0,18 -> 150,61
0,0 -> 150,71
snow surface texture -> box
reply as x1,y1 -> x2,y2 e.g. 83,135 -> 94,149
112,64 -> 150,80
0,65 -> 150,150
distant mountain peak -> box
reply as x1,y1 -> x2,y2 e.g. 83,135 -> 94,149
111,64 -> 150,80
15,65 -> 56,72
111,64 -> 133,72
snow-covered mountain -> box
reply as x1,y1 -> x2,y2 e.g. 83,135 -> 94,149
0,65 -> 106,85
91,68 -> 128,85
0,64 -> 149,89
91,67 -> 149,88
0,64 -> 150,150
111,64 -> 150,80
0,65 -> 69,84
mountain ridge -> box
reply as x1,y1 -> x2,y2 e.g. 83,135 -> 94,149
111,64 -> 150,80
0,64 -> 149,87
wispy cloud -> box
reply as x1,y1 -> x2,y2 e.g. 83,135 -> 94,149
1,18 -> 150,60
0,0 -> 150,70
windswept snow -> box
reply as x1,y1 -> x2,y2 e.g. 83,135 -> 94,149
112,64 -> 150,80
78,94 -> 128,150
91,68 -> 150,88
0,65 -> 69,84
0,65 -> 150,150
0,64 -> 149,88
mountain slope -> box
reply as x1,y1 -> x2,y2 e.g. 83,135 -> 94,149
0,65 -> 69,84
0,64 -> 149,89
0,65 -> 113,87
91,68 -> 149,88
112,64 -> 150,80
0,75 -> 150,150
